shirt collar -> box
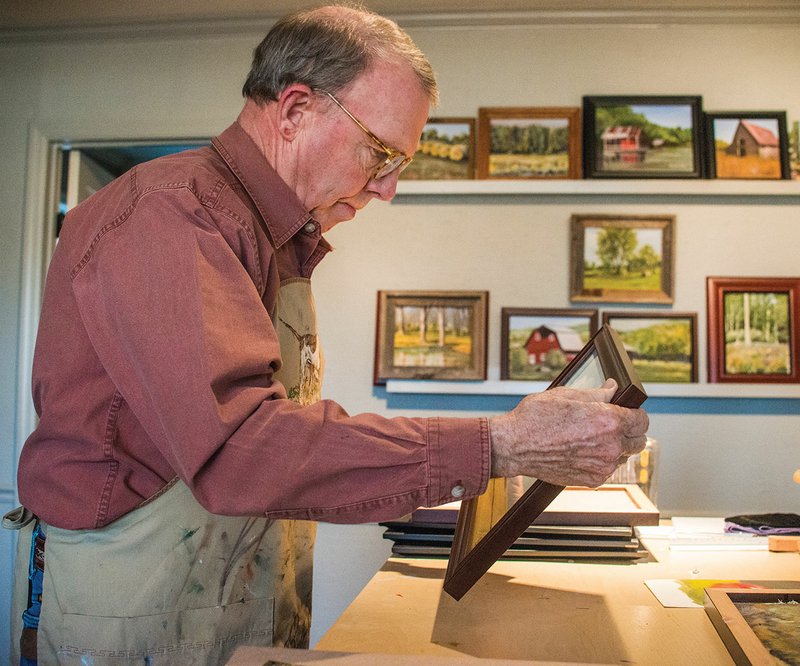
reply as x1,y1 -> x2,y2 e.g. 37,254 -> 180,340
211,121 -> 314,248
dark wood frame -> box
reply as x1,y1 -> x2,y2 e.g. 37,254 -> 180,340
443,324 -> 647,600
582,95 -> 704,179
602,311 -> 698,383
706,276 -> 800,384
703,111 -> 790,180
500,307 -> 599,380
477,106 -> 581,179
373,290 -> 488,385
704,587 -> 800,665
570,214 -> 675,304
401,116 -> 476,180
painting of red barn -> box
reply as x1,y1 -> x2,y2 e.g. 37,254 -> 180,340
706,112 -> 790,180
583,95 -> 703,178
501,308 -> 598,380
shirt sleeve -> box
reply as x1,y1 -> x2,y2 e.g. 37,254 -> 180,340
69,187 -> 491,523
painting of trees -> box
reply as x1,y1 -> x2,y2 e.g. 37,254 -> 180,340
723,291 -> 791,375
572,215 -> 673,303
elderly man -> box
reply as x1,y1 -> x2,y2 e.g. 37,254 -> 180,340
9,4 -> 648,664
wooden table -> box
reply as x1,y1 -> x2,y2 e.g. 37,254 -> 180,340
316,536 -> 800,664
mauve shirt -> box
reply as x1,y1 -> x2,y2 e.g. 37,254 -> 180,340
17,122 -> 490,530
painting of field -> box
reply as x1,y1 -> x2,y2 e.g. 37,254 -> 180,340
392,304 -> 473,369
402,120 -> 473,180
607,316 -> 695,382
488,117 -> 571,177
573,216 -> 673,303
723,291 -> 791,376
711,117 -> 783,179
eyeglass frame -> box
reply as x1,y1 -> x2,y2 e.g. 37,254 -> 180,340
318,89 -> 413,179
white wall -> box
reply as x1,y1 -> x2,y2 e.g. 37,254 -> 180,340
1,12 -> 799,658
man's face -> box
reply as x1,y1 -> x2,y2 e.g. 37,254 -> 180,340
300,62 -> 431,233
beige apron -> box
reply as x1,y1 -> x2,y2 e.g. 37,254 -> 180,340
10,277 -> 322,665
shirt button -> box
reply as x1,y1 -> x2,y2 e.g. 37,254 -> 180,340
303,221 -> 317,234
451,484 -> 466,499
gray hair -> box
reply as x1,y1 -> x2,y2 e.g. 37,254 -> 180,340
242,3 -> 438,106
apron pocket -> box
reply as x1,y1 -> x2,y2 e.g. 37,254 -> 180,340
56,596 -> 274,665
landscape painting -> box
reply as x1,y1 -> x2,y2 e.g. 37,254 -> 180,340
583,96 -> 702,178
500,308 -> 598,380
723,291 -> 791,376
374,291 -> 488,383
706,112 -> 789,179
570,214 -> 675,304
603,312 -> 697,383
402,117 -> 475,180
478,107 -> 581,179
707,277 -> 800,383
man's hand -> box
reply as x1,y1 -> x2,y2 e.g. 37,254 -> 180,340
488,379 -> 649,488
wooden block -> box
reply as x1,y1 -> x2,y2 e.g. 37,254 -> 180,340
768,535 -> 800,552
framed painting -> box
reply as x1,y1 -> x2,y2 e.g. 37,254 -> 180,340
477,107 -> 581,179
401,117 -> 476,180
500,307 -> 598,381
583,95 -> 704,178
790,119 -> 800,180
602,311 -> 698,383
374,290 -> 488,384
704,587 -> 800,666
704,111 -> 790,180
570,214 -> 675,304
443,324 -> 647,600
706,277 -> 800,383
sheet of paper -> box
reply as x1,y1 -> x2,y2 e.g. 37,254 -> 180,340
645,579 -> 800,608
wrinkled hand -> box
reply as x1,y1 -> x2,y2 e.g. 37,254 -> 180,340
489,379 -> 649,488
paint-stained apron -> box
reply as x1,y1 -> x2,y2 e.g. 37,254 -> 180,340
9,277 -> 323,665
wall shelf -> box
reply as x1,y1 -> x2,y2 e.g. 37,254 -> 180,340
395,179 -> 800,199
385,379 -> 800,400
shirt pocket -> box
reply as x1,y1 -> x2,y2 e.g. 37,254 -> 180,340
55,596 -> 273,665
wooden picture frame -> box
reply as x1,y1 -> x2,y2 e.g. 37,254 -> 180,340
704,111 -> 790,180
704,587 -> 800,665
570,214 -> 675,304
443,324 -> 647,601
583,95 -> 704,178
500,307 -> 598,381
477,107 -> 581,179
374,290 -> 488,385
706,276 -> 800,383
401,117 -> 476,180
602,311 -> 698,383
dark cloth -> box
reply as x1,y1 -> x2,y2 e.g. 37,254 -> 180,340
724,512 -> 800,535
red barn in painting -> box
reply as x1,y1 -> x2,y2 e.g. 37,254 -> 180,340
523,326 -> 584,365
601,126 -> 646,164
726,120 -> 779,159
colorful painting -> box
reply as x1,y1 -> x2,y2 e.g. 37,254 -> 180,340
707,277 -> 800,383
583,96 -> 703,178
478,107 -> 581,179
571,214 -> 675,304
706,113 -> 790,180
603,312 -> 697,383
723,291 -> 791,376
500,308 -> 597,380
401,118 -> 475,180
374,291 -> 488,383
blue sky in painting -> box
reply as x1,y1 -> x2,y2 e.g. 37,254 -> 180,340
631,104 -> 692,129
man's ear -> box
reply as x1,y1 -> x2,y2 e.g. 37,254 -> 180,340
275,84 -> 316,141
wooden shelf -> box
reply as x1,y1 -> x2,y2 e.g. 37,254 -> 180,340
395,179 -> 800,199
385,379 -> 800,399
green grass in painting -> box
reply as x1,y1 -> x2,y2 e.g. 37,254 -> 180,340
583,268 -> 662,292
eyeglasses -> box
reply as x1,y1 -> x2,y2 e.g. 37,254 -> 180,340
320,90 -> 413,179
